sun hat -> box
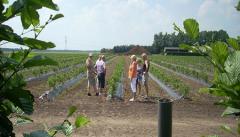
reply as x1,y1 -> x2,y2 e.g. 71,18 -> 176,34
141,53 -> 147,57
89,53 -> 93,57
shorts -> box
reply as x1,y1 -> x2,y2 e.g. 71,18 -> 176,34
87,76 -> 96,87
136,76 -> 142,85
142,72 -> 149,85
130,77 -> 137,93
97,73 -> 105,88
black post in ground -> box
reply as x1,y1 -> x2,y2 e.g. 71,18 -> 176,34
158,98 -> 172,137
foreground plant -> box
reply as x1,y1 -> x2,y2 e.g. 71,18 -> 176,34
0,0 -> 88,136
174,18 -> 240,136
23,106 -> 89,137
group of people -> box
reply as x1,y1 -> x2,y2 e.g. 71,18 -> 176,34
128,53 -> 150,101
85,53 -> 106,96
85,53 -> 150,102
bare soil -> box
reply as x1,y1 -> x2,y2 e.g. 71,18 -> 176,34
14,56 -> 236,137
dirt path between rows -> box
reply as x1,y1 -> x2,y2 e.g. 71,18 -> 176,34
15,56 -> 236,137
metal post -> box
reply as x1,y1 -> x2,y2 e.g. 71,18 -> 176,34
158,98 -> 172,137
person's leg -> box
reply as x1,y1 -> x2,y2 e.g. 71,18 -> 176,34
101,73 -> 106,96
92,78 -> 98,96
138,83 -> 141,97
130,78 -> 137,101
87,79 -> 92,96
144,73 -> 149,97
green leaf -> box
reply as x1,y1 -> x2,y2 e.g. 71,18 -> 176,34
222,107 -> 240,116
173,23 -> 184,34
179,44 -> 192,51
4,88 -> 34,115
224,51 -> 240,85
52,13 -> 64,21
15,115 -> 33,125
227,38 -> 239,50
62,120 -> 73,136
23,130 -> 51,137
0,114 -> 14,137
21,6 -> 40,29
67,106 -> 77,118
2,0 -> 9,4
4,0 -> 24,19
28,0 -> 59,11
211,42 -> 229,69
75,116 -> 89,128
10,50 -> 27,62
236,1 -> 240,11
220,125 -> 233,134
0,56 -> 19,71
2,99 -> 17,115
23,38 -> 55,50
23,55 -> 58,68
183,18 -> 199,40
0,24 -> 24,45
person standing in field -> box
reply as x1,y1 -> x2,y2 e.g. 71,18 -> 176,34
86,53 -> 98,96
141,53 -> 150,98
128,55 -> 137,101
96,55 -> 106,96
136,58 -> 143,97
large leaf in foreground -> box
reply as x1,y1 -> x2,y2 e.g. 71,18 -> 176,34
183,18 -> 199,40
23,38 -> 55,50
4,88 -> 34,115
24,55 -> 58,68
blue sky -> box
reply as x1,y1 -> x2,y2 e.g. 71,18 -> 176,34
5,0 -> 240,50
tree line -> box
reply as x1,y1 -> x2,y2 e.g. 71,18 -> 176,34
101,30 -> 233,54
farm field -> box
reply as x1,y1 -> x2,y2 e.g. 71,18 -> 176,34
14,53 -> 236,137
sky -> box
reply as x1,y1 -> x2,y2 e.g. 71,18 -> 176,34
4,0 -> 240,50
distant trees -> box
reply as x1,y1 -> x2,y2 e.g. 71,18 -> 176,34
100,30 -> 229,54
152,30 -> 229,54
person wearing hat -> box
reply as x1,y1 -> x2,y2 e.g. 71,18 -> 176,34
141,53 -> 150,98
86,53 -> 98,96
128,55 -> 137,101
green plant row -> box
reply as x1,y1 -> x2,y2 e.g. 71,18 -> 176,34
107,57 -> 125,96
21,53 -> 115,79
47,66 -> 85,88
150,55 -> 214,73
20,53 -> 89,78
47,55 -> 116,88
150,65 -> 190,96
151,58 -> 211,83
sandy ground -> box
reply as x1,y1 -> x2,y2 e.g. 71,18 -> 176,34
14,56 -> 236,137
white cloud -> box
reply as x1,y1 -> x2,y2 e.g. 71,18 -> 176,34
64,0 -> 173,49
197,0 -> 240,36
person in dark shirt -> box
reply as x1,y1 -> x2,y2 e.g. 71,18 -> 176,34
141,53 -> 150,98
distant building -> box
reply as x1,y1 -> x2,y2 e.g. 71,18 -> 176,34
163,47 -> 199,56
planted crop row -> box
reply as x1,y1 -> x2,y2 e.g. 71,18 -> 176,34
47,66 -> 85,88
21,53 -> 115,79
150,65 -> 190,96
151,59 -> 211,83
150,55 -> 214,73
107,57 -> 125,96
21,53 -> 89,78
47,54 -> 116,88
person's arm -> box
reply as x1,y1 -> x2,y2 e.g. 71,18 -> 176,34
103,62 -> 106,74
130,62 -> 137,80
144,60 -> 149,73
